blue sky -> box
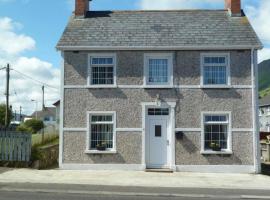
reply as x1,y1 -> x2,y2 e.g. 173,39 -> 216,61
0,0 -> 269,115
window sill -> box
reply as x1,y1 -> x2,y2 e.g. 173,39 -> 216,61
143,85 -> 174,89
200,150 -> 232,155
200,85 -> 232,89
86,85 -> 117,89
85,150 -> 117,154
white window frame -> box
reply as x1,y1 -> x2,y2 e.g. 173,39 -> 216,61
143,53 -> 173,88
201,111 -> 232,154
200,53 -> 231,88
88,53 -> 117,88
85,111 -> 117,154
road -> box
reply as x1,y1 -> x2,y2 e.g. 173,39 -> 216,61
0,191 -> 265,200
0,183 -> 269,200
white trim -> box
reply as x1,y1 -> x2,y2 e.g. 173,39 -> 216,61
116,128 -> 143,132
63,128 -> 87,132
231,128 -> 253,132
200,150 -> 233,155
59,51 -> 65,169
251,49 -> 261,173
143,53 -> 174,88
201,111 -> 232,154
64,84 -> 253,89
62,127 -> 253,133
86,111 -> 117,152
87,53 -> 117,88
57,45 -> 263,51
84,150 -> 117,154
61,164 -> 145,171
176,165 -> 255,173
200,52 -> 231,87
141,101 -> 176,170
175,128 -> 201,132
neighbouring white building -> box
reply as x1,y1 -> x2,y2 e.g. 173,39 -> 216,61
259,94 -> 270,132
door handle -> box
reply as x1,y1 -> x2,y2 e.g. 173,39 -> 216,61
167,140 -> 170,145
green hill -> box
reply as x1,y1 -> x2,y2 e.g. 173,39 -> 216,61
259,59 -> 270,98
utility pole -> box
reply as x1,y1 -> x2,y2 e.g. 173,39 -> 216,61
5,64 -> 10,128
19,106 -> 22,122
41,85 -> 45,143
42,85 -> 45,111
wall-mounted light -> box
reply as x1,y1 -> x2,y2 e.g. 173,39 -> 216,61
156,94 -> 161,107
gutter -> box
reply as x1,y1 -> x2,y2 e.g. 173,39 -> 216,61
56,45 -> 263,51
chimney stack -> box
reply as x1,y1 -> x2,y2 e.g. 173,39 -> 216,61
225,0 -> 242,17
75,0 -> 90,17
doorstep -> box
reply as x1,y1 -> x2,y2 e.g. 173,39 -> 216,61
145,168 -> 174,173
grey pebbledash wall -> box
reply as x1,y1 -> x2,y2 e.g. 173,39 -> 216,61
63,131 -> 142,164
64,50 -> 252,86
175,131 -> 253,165
62,50 -> 254,166
63,131 -> 253,165
64,88 -> 252,129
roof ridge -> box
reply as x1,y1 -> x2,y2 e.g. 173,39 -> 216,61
85,9 -> 227,13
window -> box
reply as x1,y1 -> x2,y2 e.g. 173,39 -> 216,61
144,54 -> 173,87
202,112 -> 231,153
201,54 -> 230,86
89,54 -> 116,86
148,108 -> 169,116
44,116 -> 50,121
88,112 -> 116,151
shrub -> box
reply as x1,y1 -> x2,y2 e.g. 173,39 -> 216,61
17,119 -> 44,134
16,125 -> 32,133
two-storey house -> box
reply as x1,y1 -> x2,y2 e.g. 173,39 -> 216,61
56,0 -> 262,173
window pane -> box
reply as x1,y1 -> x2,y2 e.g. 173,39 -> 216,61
203,65 -> 227,85
148,59 -> 168,83
148,108 -> 169,116
155,125 -> 162,137
92,58 -> 113,65
91,66 -> 114,85
91,124 -> 113,149
90,114 -> 114,150
91,115 -> 113,122
91,57 -> 114,85
204,115 -> 228,150
205,115 -> 227,122
204,56 -> 225,64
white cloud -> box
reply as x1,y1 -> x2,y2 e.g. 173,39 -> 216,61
258,48 -> 270,63
0,17 -> 35,55
0,17 -> 60,116
245,0 -> 270,62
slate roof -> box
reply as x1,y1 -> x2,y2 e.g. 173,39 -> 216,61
57,10 -> 262,50
260,94 -> 270,107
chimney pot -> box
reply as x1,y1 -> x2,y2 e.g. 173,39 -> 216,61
75,0 -> 89,17
225,0 -> 241,16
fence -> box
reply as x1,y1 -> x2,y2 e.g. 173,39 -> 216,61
0,131 -> 32,162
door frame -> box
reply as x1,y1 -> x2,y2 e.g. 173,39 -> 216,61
141,101 -> 176,170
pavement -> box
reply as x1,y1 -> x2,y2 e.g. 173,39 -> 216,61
0,167 -> 270,190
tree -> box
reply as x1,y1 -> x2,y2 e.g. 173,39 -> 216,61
0,104 -> 12,126
17,119 -> 44,134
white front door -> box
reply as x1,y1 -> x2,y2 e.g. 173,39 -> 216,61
146,108 -> 170,168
